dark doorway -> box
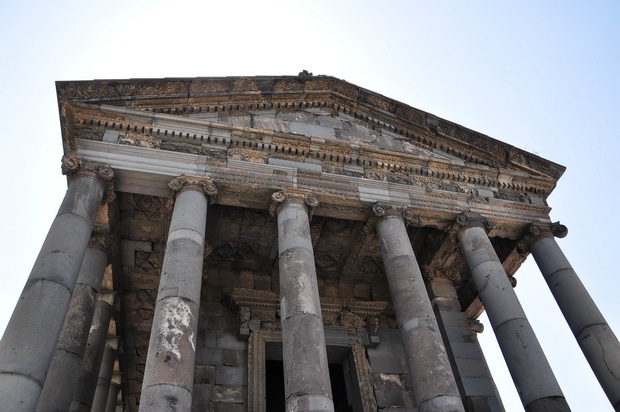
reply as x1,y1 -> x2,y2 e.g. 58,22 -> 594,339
265,360 -> 353,411
265,360 -> 285,411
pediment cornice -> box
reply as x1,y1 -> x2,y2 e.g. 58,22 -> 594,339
56,75 -> 565,182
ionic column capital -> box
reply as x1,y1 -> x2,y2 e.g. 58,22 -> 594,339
168,175 -> 218,203
365,203 -> 418,234
62,154 -> 115,204
269,189 -> 319,216
453,212 -> 494,233
517,222 -> 568,255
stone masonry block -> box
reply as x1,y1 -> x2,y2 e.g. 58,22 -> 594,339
192,383 -> 212,403
373,373 -> 403,391
254,275 -> 271,291
450,342 -> 483,360
215,366 -> 247,386
461,378 -> 497,397
253,116 -> 290,133
236,270 -> 254,289
455,357 -> 492,379
375,390 -> 406,408
222,349 -> 245,367
203,332 -> 217,349
443,325 -> 475,344
216,332 -> 246,350
211,385 -> 245,403
290,122 -> 336,139
437,311 -> 469,327
213,403 -> 245,412
194,365 -> 216,384
205,302 -> 223,317
195,349 -> 222,366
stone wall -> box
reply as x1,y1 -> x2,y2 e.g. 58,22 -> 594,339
193,300 -> 248,412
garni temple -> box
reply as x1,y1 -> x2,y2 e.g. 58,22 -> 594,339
0,73 -> 618,412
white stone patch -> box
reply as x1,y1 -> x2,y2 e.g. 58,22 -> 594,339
158,297 -> 194,361
378,373 -> 401,385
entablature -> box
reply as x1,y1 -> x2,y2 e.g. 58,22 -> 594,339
67,103 -> 556,210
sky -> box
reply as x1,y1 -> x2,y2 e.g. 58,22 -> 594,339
0,1 -> 618,410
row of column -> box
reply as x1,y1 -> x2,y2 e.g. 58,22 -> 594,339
1,157 -> 618,411
138,183 -> 617,412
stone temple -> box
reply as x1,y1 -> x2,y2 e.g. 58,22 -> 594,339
0,74 -> 618,412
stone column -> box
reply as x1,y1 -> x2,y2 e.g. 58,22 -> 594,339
373,205 -> 464,412
427,277 -> 504,411
139,176 -> 216,412
36,242 -> 109,412
527,223 -> 620,409
91,337 -> 119,412
0,155 -> 113,412
455,213 -> 569,411
271,190 -> 334,412
104,375 -> 122,412
70,292 -> 117,412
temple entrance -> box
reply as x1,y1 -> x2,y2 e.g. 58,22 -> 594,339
265,359 -> 353,411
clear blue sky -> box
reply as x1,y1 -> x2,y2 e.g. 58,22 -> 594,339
1,1 -> 618,410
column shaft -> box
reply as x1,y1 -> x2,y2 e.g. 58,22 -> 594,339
428,279 -> 505,411
70,292 -> 116,412
376,215 -> 464,412
458,225 -> 569,411
104,380 -> 121,412
277,199 -> 334,412
0,174 -> 105,412
139,187 -> 208,412
37,246 -> 108,412
91,340 -> 118,412
531,235 -> 620,409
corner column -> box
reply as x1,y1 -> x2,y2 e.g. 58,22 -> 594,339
272,190 -> 334,412
139,176 -> 216,412
527,223 -> 620,409
373,205 -> 464,412
455,213 -> 569,411
36,241 -> 109,412
0,155 -> 114,412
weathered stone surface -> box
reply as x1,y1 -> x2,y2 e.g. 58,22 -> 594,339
276,196 -> 334,411
211,385 -> 245,403
194,365 -> 216,384
214,366 -> 246,386
196,349 -> 222,366
375,390 -> 406,408
139,186 -> 209,412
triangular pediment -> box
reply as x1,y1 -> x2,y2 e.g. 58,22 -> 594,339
56,75 -> 565,183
